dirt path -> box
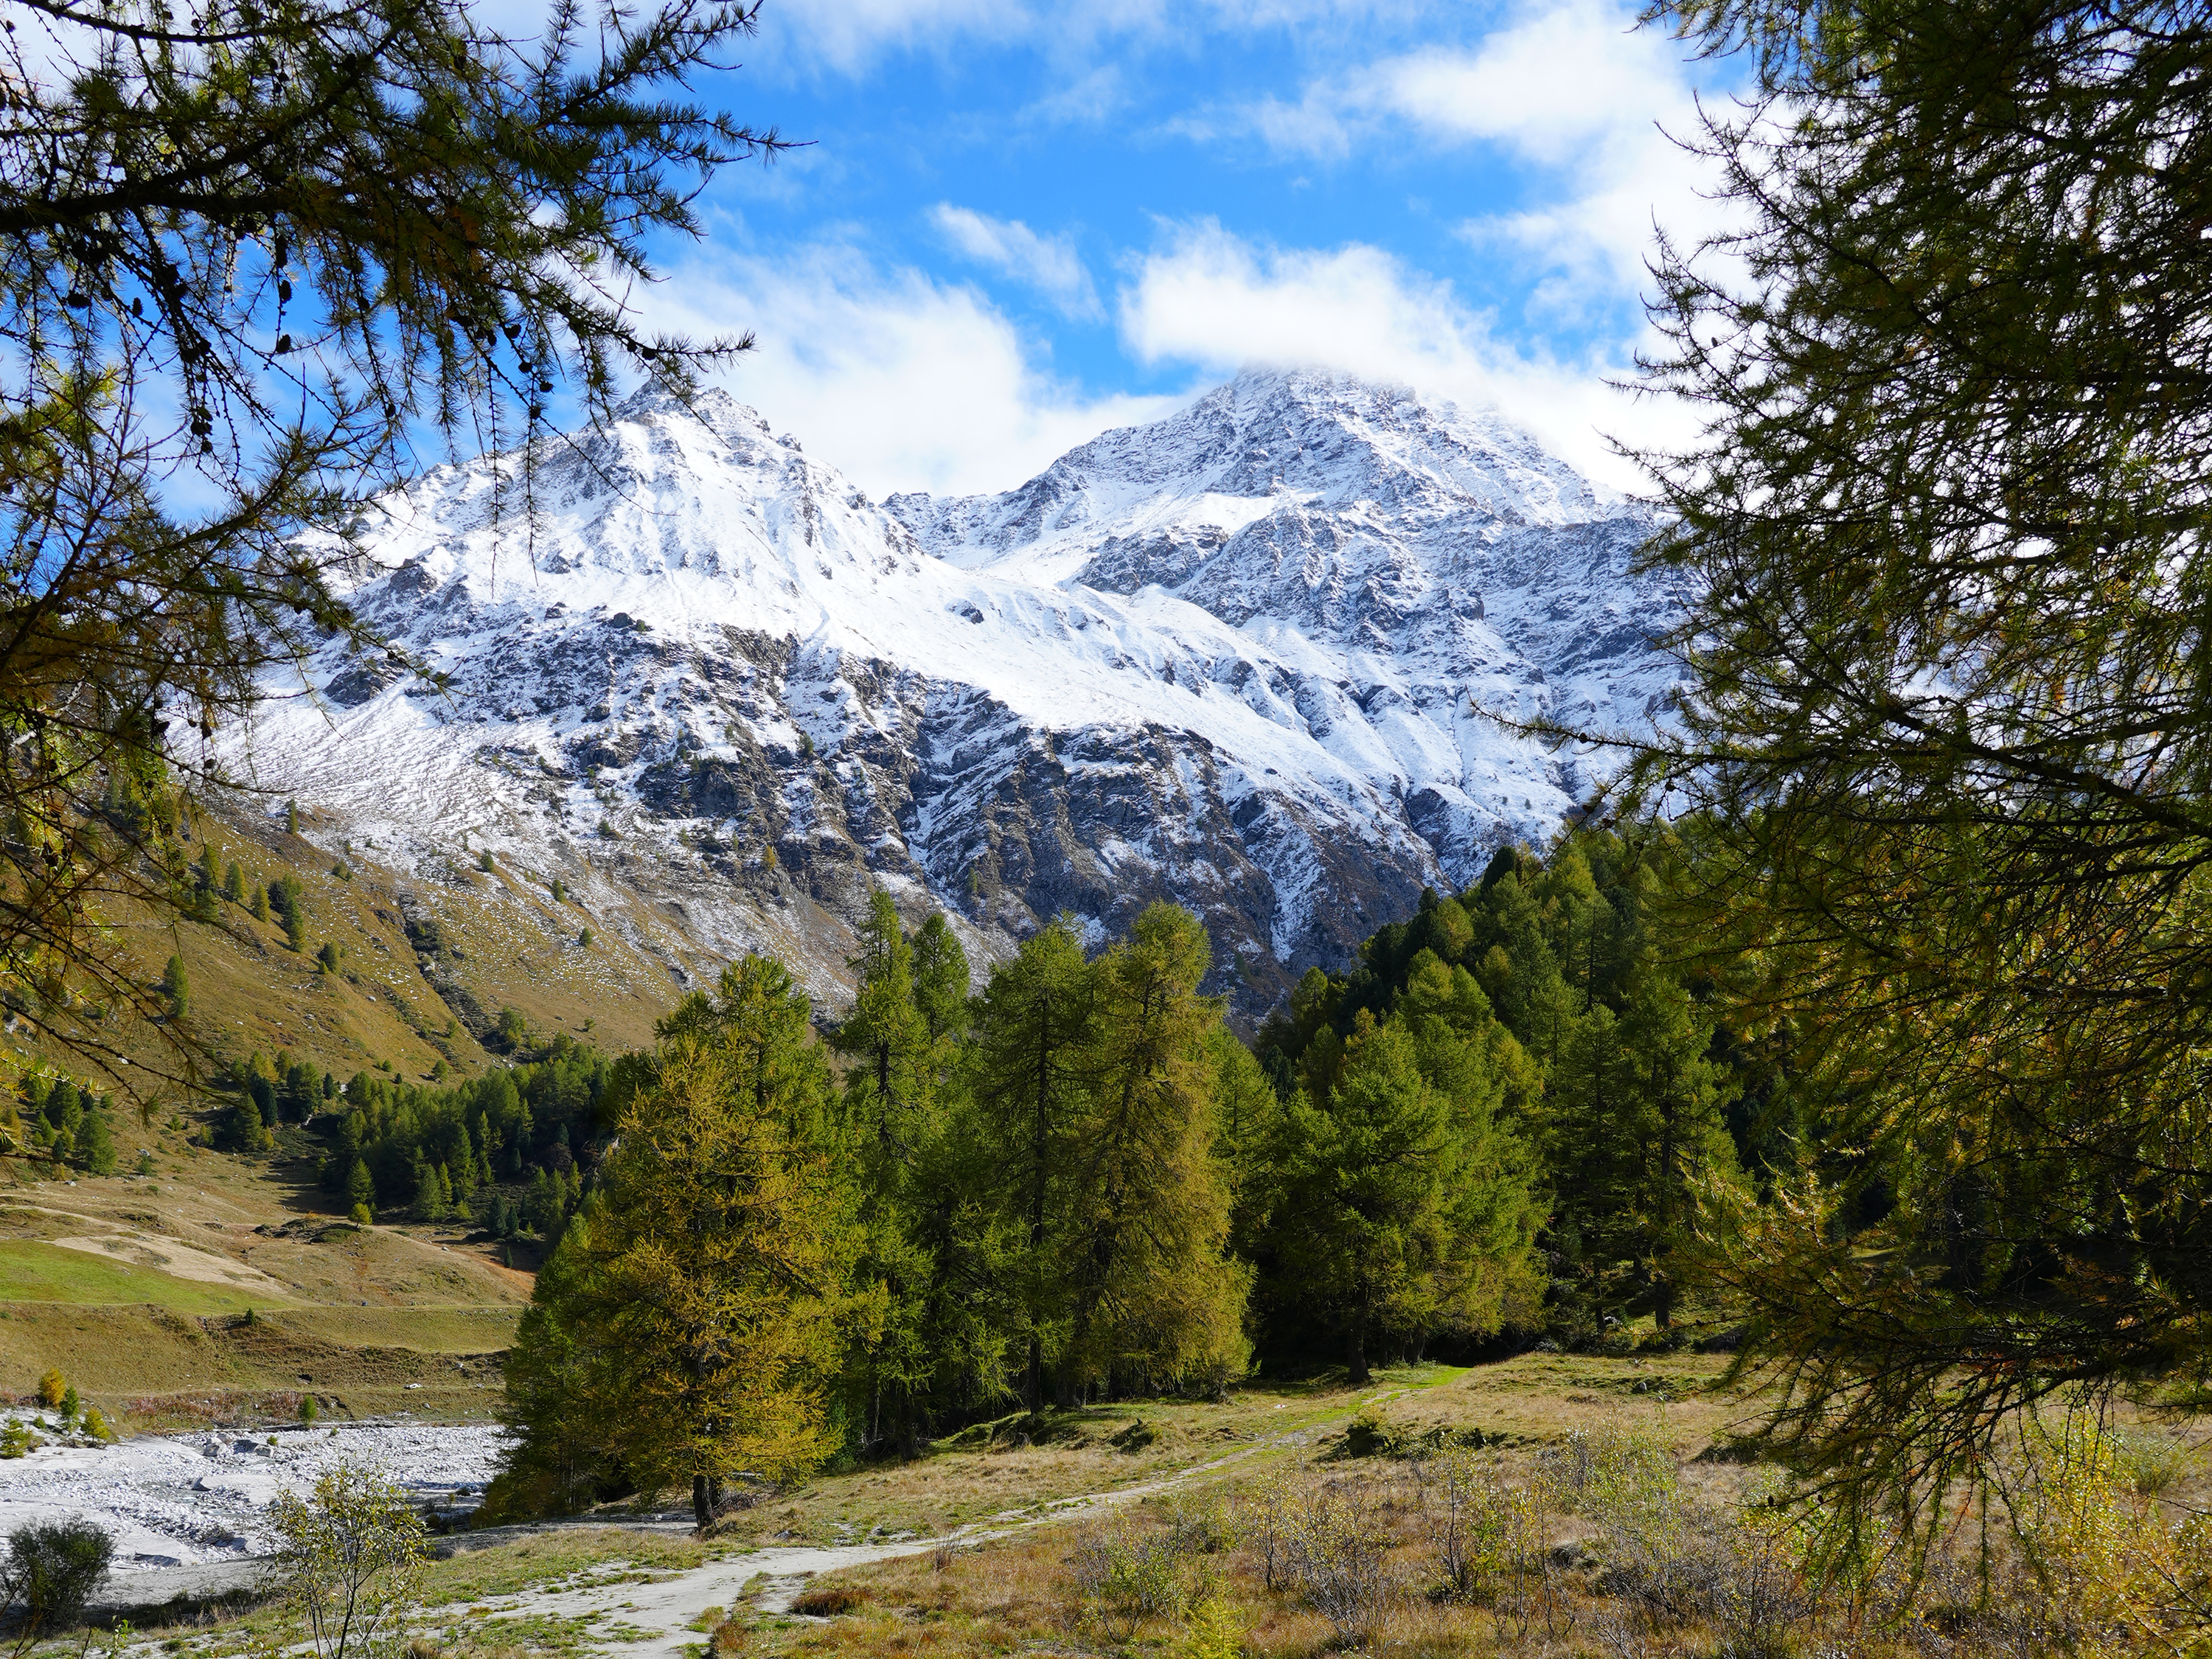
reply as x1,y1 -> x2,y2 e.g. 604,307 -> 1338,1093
440,1381 -> 1441,1658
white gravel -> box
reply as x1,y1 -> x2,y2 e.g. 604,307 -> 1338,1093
0,1420 -> 509,1571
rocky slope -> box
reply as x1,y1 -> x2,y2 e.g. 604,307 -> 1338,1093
227,368 -> 1680,1018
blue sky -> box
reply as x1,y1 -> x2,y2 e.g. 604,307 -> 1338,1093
613,0 -> 1740,498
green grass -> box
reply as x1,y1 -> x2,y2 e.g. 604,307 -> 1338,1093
422,1531 -> 718,1605
0,1240 -> 282,1312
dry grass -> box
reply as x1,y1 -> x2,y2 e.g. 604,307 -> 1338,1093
703,1351 -> 1747,1551
754,1428 -> 2197,1659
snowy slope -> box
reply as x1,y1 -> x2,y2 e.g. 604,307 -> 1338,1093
230,368 -> 1680,1017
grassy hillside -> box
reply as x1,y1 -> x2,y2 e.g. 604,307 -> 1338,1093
0,1120 -> 531,1428
3,799 -> 716,1111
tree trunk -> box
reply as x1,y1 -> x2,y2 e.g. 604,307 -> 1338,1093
1349,1284 -> 1371,1386
692,1473 -> 712,1531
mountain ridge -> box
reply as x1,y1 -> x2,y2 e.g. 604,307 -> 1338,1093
226,366 -> 1680,1018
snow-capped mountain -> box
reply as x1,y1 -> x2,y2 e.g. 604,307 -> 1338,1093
234,368 -> 1680,1017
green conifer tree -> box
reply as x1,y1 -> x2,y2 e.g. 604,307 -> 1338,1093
1060,903 -> 1248,1396
966,917 -> 1099,1412
79,1108 -> 116,1176
502,987 -> 860,1528
158,955 -> 188,1020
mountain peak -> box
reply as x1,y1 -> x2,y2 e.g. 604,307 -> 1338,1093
242,369 -> 1677,1021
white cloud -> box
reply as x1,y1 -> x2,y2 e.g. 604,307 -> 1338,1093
754,0 -> 1029,74
1199,0 -> 1736,321
929,206 -> 1102,319
1117,220 -> 1697,490
639,244 -> 1185,497
1365,3 -> 1682,163
752,0 -> 1418,77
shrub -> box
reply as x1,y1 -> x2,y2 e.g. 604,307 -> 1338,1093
1711,1513 -> 1810,1659
135,1150 -> 156,1176
35,1369 -> 63,1408
789,1585 -> 866,1616
707,1617 -> 745,1657
1293,1482 -> 1397,1651
1074,1514 -> 1221,1641
349,1202 -> 375,1227
1175,1598 -> 1244,1659
82,1407 -> 111,1442
1425,1444 -> 1514,1604
0,1422 -> 29,1458
1,1519 -> 114,1638
1343,1409 -> 1403,1458
301,1395 -> 319,1424
270,1462 -> 427,1659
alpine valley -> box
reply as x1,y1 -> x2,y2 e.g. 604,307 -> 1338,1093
226,367 -> 1682,1023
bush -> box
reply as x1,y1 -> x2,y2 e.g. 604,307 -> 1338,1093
1074,1514 -> 1221,1641
1292,1483 -> 1397,1651
788,1585 -> 866,1615
35,1369 -> 63,1408
1,1519 -> 113,1637
1242,1473 -> 1397,1649
1175,1598 -> 1244,1659
1343,1409 -> 1403,1458
1424,1444 -> 1514,1603
271,1462 -> 427,1659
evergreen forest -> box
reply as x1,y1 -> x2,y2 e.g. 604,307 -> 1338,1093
446,835 -> 1775,1524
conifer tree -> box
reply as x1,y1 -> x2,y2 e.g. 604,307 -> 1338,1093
830,892 -> 991,1453
1060,903 -> 1248,1396
1266,1016 -> 1453,1384
77,1106 -> 116,1175
484,1214 -> 617,1518
965,917 -> 1099,1411
158,956 -> 188,1020
910,913 -> 972,1046
532,1009 -> 858,1527
1607,0 -> 2212,1523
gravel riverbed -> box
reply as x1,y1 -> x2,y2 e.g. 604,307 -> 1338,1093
0,1420 -> 509,1570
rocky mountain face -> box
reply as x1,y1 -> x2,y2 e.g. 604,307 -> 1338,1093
232,368 -> 1681,1019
